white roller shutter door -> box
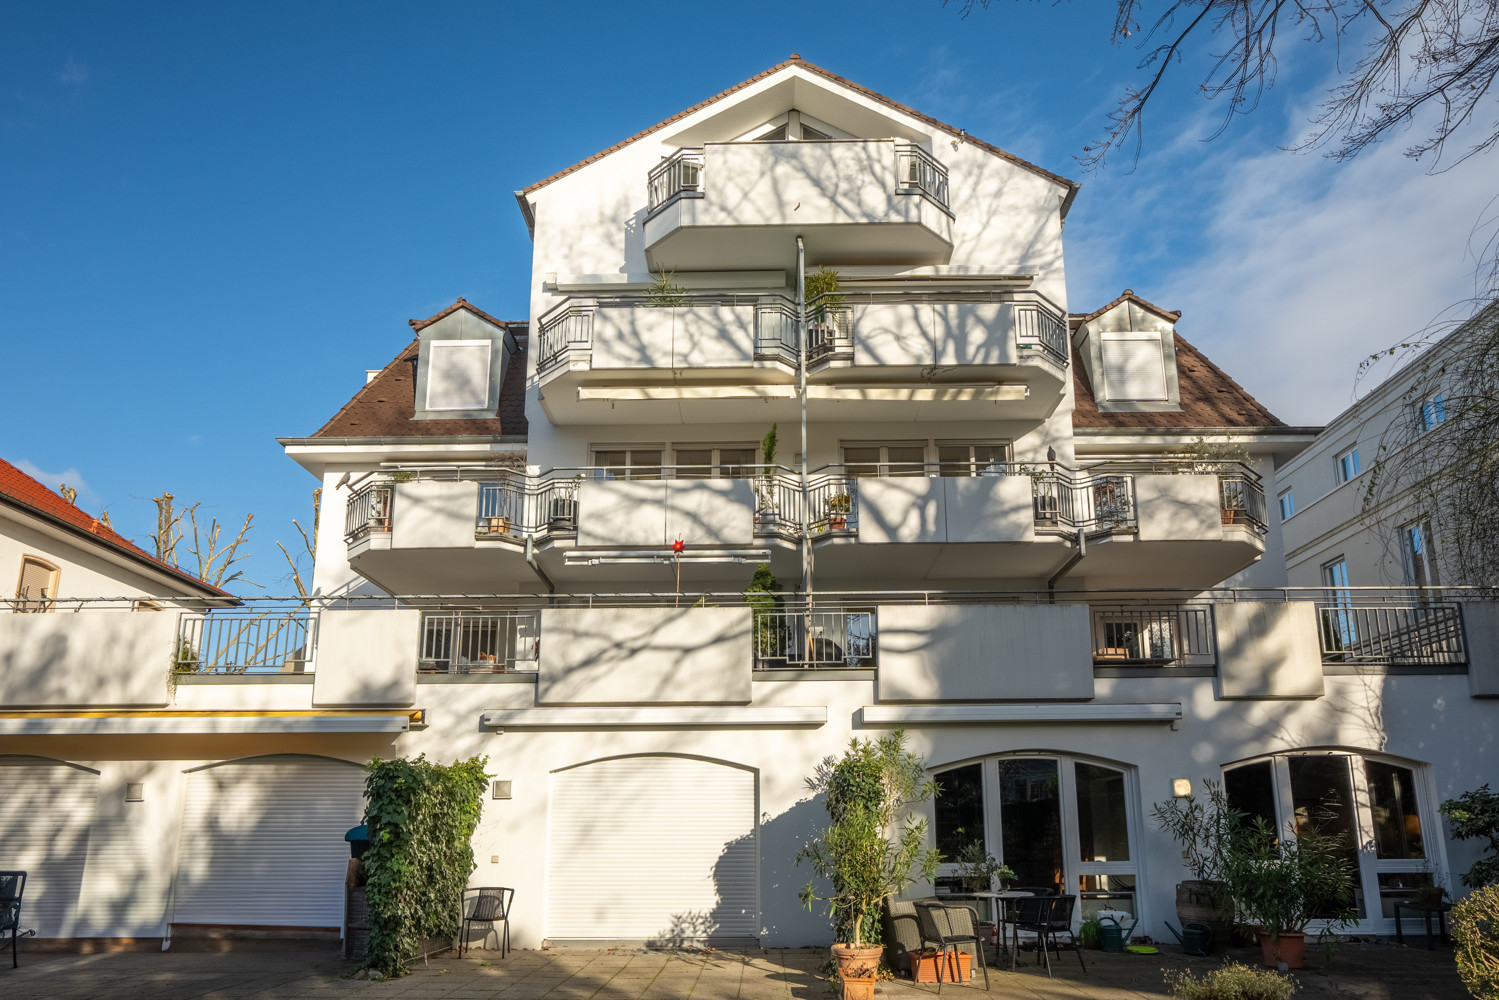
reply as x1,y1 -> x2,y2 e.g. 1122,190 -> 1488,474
547,756 -> 757,942
173,757 -> 365,928
0,760 -> 98,938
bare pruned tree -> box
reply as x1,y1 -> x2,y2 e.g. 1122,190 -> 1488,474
276,487 -> 321,599
1359,298 -> 1499,588
149,493 -> 258,590
948,2 -> 1499,173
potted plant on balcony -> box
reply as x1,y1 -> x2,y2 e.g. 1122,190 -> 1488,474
755,424 -> 781,528
804,267 -> 845,359
825,492 -> 852,531
799,731 -> 942,1000
1224,818 -> 1358,969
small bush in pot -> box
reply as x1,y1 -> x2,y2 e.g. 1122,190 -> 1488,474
1452,883 -> 1499,1000
1165,960 -> 1298,1000
1224,818 -> 1357,970
799,730 -> 941,999
951,840 -> 1015,894
1152,780 -> 1243,951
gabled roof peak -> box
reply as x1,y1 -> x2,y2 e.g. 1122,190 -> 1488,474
1071,289 -> 1182,326
518,57 -> 1078,206
409,297 -> 512,333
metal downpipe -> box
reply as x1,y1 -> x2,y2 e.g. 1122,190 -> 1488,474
1047,529 -> 1086,602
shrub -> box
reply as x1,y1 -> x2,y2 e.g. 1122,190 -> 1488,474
1165,961 -> 1298,1000
1453,884 -> 1499,1000
1441,784 -> 1499,888
363,755 -> 490,977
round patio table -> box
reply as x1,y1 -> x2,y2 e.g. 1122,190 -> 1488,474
971,890 -> 1033,963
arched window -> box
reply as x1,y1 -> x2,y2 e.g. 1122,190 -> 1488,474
14,556 -> 58,612
932,754 -> 1141,921
1223,751 -> 1441,928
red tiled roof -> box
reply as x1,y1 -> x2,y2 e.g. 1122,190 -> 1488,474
1071,288 -> 1181,326
519,55 -> 1079,206
311,301 -> 528,439
1071,332 -> 1287,430
0,458 -> 229,595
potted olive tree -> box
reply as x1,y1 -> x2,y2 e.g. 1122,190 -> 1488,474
804,266 -> 845,358
1152,780 -> 1242,952
1225,818 -> 1358,970
799,731 -> 941,1000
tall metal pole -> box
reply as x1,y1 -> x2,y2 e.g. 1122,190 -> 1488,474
796,237 -> 813,620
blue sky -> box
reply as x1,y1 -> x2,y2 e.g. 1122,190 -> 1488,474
4,2 -> 1493,593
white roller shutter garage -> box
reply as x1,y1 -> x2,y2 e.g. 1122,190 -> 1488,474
547,755 -> 758,944
172,756 -> 365,929
0,759 -> 98,938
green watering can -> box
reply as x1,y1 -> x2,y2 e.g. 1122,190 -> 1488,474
1097,915 -> 1138,953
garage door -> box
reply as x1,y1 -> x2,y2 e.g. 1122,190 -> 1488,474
172,756 -> 365,928
547,755 -> 757,943
0,759 -> 98,938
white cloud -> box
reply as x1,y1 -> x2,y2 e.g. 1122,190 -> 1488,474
58,57 -> 89,90
11,460 -> 101,509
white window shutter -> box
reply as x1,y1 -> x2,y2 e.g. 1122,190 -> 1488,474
1100,334 -> 1168,401
425,340 -> 492,410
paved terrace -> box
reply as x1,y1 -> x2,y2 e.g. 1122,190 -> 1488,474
3,943 -> 1470,999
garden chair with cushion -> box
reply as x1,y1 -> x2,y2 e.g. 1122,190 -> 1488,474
882,897 -> 980,975
915,901 -> 990,992
459,886 -> 514,958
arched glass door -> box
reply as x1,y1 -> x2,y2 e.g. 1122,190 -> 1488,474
933,755 -> 1141,922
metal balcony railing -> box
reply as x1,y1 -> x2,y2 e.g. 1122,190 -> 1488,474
647,148 -> 705,214
536,301 -> 594,371
477,476 -> 579,538
752,472 -> 858,539
895,143 -> 950,212
753,609 -> 877,670
344,483 -> 392,542
1034,472 -> 1136,534
1317,602 -> 1467,667
1219,473 -> 1269,530
1014,302 -> 1070,366
176,610 -> 314,674
419,611 -> 540,673
1091,606 -> 1216,667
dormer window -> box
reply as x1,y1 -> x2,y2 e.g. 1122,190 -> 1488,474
424,340 -> 492,411
1099,332 -> 1169,402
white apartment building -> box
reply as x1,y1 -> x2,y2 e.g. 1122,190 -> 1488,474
4,58 -> 1498,955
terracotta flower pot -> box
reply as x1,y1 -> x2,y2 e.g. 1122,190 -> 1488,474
831,944 -> 882,1000
1259,930 -> 1306,970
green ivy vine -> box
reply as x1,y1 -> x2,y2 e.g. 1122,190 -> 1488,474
362,754 -> 491,976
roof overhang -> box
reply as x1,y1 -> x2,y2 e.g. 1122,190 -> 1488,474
278,437 -> 527,477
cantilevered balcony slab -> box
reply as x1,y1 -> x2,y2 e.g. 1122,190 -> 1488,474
643,140 -> 954,271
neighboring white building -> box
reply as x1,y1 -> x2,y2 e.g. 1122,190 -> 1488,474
3,58 -> 1497,955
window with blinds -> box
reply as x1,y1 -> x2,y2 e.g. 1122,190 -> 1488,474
15,556 -> 58,612
424,340 -> 492,411
1099,333 -> 1169,401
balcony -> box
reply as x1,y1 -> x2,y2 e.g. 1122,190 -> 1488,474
340,461 -> 1267,593
176,609 -> 314,674
534,289 -> 1069,425
643,140 -> 954,271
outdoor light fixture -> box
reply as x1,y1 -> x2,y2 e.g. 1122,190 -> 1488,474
1172,778 -> 1192,798
125,782 -> 145,802
492,780 -> 513,800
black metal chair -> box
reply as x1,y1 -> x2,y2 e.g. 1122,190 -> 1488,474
459,886 -> 513,958
2,871 -> 33,969
914,901 -> 989,993
1011,895 -> 1084,978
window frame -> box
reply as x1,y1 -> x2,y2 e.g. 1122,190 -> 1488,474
670,444 -> 759,479
934,440 -> 1012,477
1418,393 -> 1447,432
590,446 -> 665,481
14,555 -> 60,613
1335,446 -> 1362,485
423,339 -> 493,411
1278,489 -> 1296,521
841,441 -> 929,477
1222,751 -> 1447,931
1399,519 -> 1438,588
1099,332 -> 1170,402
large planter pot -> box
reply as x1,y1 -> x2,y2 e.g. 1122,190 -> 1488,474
1175,880 -> 1232,953
831,944 -> 881,1000
1258,930 -> 1306,970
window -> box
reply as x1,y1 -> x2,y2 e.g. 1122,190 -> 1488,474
425,340 -> 491,411
932,755 -> 1139,918
842,443 -> 926,477
1224,753 -> 1437,923
592,447 -> 663,480
14,556 -> 58,613
1323,558 -> 1351,591
1278,490 -> 1296,521
1419,394 -> 1447,432
672,445 -> 757,479
1320,557 -> 1357,650
1099,333 -> 1169,402
935,442 -> 1009,477
1400,521 -> 1438,587
1336,446 -> 1361,484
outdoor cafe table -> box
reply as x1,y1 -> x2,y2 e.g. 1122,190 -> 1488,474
971,890 -> 1033,960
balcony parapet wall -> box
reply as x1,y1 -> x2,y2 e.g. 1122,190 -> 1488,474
0,611 -> 175,708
